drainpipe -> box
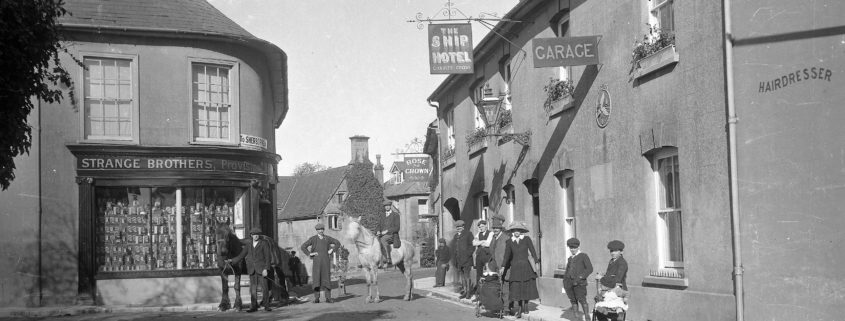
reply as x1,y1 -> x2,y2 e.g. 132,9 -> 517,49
37,98 -> 43,306
427,100 -> 443,247
723,1 -> 745,320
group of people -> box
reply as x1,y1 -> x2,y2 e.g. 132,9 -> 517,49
434,215 -> 628,320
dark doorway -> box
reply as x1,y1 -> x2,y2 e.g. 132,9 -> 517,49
524,178 -> 541,276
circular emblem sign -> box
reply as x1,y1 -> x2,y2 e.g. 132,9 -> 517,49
595,86 -> 611,128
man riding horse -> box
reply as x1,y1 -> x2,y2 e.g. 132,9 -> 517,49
378,199 -> 401,268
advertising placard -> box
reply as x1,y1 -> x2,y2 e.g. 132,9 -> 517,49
532,36 -> 601,68
403,156 -> 431,182
428,23 -> 474,74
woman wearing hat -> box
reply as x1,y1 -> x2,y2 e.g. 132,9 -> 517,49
499,221 -> 540,318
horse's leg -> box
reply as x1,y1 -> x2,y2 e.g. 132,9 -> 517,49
233,273 -> 243,311
373,266 -> 381,303
219,271 -> 230,311
403,261 -> 413,301
363,266 -> 372,304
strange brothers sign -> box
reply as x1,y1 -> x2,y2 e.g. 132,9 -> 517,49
403,156 -> 431,182
428,23 -> 473,74
532,36 -> 601,68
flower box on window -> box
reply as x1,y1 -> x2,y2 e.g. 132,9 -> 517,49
441,147 -> 456,169
543,78 -> 575,117
466,127 -> 488,156
634,44 -> 679,79
546,95 -> 575,118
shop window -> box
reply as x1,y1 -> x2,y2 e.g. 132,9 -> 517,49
650,0 -> 675,34
191,60 -> 239,144
418,199 -> 429,216
327,214 -> 340,230
95,186 -> 245,272
556,170 -> 576,258
81,55 -> 139,143
652,148 -> 683,269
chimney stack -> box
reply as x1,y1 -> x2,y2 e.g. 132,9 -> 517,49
374,154 -> 384,183
349,135 -> 371,164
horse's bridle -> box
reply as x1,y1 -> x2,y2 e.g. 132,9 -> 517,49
353,224 -> 375,248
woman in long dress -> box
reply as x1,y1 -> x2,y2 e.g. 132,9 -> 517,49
499,221 -> 540,318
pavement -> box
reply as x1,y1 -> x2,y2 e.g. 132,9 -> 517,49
413,276 -> 592,321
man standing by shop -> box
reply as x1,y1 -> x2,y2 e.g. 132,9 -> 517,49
301,223 -> 341,303
489,215 -> 511,309
451,220 -> 474,299
378,199 -> 401,268
229,227 -> 273,312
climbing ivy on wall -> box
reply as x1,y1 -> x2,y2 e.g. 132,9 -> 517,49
340,162 -> 384,233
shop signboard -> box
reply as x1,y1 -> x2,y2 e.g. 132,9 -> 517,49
403,156 -> 431,182
239,134 -> 268,150
532,36 -> 601,67
76,156 -> 270,175
428,23 -> 473,74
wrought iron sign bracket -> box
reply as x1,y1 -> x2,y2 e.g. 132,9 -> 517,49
407,1 -> 522,29
483,130 -> 531,147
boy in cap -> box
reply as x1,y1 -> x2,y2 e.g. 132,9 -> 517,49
434,238 -> 451,287
450,219 -> 474,298
301,223 -> 341,303
596,240 -> 628,291
229,227 -> 273,312
563,237 -> 593,320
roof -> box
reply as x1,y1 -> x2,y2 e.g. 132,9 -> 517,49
384,181 -> 429,198
389,161 -> 408,174
277,166 -> 349,220
59,0 -> 289,128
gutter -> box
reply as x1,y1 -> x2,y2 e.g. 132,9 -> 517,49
722,1 -> 745,320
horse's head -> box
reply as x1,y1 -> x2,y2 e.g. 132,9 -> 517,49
346,215 -> 362,241
215,221 -> 233,257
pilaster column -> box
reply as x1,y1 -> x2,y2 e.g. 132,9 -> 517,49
75,176 -> 96,304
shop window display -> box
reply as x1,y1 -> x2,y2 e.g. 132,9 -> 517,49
95,186 -> 245,273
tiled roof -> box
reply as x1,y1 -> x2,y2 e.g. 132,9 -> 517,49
277,166 -> 349,220
59,0 -> 254,38
389,161 -> 408,173
384,181 -> 429,198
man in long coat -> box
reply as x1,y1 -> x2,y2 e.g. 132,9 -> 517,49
450,220 -> 474,299
378,200 -> 401,267
300,223 -> 341,303
488,216 -> 511,309
230,227 -> 273,312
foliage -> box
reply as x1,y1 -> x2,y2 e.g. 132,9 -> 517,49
419,236 -> 435,268
465,127 -> 486,147
631,24 -> 676,64
291,162 -> 331,176
442,146 -> 456,160
542,78 -> 575,112
496,109 -> 512,129
339,162 -> 384,233
0,0 -> 78,190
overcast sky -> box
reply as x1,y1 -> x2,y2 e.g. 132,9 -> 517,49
207,0 -> 517,177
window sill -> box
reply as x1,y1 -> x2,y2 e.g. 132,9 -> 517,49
642,275 -> 688,288
468,140 -> 488,157
441,154 -> 456,170
634,45 -> 679,80
78,139 -> 138,145
546,95 -> 575,118
189,141 -> 239,147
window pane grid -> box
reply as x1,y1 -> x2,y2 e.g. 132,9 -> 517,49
193,63 -> 231,141
84,58 -> 133,139
660,209 -> 684,263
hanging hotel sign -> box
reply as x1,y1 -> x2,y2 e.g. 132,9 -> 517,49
428,23 -> 474,74
239,134 -> 268,151
403,156 -> 432,182
532,36 -> 601,68
77,156 -> 270,175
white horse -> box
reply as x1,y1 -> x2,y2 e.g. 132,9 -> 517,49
346,216 -> 416,303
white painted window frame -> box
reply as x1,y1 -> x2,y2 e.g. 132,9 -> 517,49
652,147 -> 684,269
649,0 -> 675,34
188,57 -> 239,145
78,53 -> 140,144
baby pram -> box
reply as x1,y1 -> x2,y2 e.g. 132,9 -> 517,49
475,274 -> 505,318
591,282 -> 628,321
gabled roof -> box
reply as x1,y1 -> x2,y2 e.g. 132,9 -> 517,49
277,166 -> 349,221
384,181 -> 429,198
59,0 -> 289,128
389,161 -> 408,174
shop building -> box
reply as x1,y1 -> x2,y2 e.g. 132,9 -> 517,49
0,0 -> 288,307
427,0 -> 844,320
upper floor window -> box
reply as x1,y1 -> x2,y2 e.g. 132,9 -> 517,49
337,193 -> 345,203
553,16 -> 572,82
82,55 -> 139,142
328,214 -> 340,230
444,109 -> 455,150
191,60 -> 239,144
650,0 -> 675,34
652,147 -> 683,269
477,192 -> 490,222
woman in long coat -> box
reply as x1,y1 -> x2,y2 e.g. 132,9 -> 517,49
499,221 -> 540,318
300,223 -> 341,303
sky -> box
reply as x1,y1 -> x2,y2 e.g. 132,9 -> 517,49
206,0 -> 517,177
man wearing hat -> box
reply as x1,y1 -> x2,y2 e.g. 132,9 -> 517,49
301,223 -> 341,303
472,220 -> 494,287
596,240 -> 628,291
488,215 -> 511,310
378,199 -> 401,268
230,227 -> 273,312
563,237 -> 593,319
450,219 -> 474,299
433,238 -> 451,287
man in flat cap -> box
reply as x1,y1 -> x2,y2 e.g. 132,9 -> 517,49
563,237 -> 593,319
596,240 -> 628,291
450,219 -> 474,298
301,223 -> 341,303
378,199 -> 401,268
230,227 -> 273,312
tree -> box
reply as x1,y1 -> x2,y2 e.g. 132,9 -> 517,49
291,162 -> 331,176
1,0 -> 77,190
339,162 -> 384,232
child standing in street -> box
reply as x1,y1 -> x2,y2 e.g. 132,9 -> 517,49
562,238 -> 593,321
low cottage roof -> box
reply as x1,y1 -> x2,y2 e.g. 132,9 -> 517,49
384,181 -> 429,198
59,0 -> 289,128
277,166 -> 349,220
